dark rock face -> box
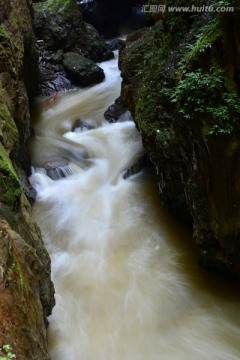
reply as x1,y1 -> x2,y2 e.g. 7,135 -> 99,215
63,52 -> 105,86
119,3 -> 240,280
0,0 -> 55,358
78,0 -> 145,37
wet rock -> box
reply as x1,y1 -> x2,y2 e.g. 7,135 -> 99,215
104,97 -> 128,123
37,42 -> 72,95
63,52 -> 105,87
107,38 -> 125,51
123,154 -> 153,179
45,161 -> 70,180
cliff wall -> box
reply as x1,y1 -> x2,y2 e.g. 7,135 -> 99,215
0,0 -> 54,358
119,0 -> 240,279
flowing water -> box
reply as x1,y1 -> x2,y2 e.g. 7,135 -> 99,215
29,54 -> 240,360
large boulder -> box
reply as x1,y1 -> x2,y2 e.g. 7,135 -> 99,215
63,52 -> 105,86
33,0 -> 113,61
0,0 -> 55,358
119,2 -> 240,280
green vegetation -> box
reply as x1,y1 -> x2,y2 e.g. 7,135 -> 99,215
179,15 -> 222,69
6,261 -> 27,292
0,143 -> 22,206
34,0 -> 77,20
0,106 -> 19,142
0,345 -> 16,360
0,24 -> 16,77
123,3 -> 240,141
171,67 -> 240,134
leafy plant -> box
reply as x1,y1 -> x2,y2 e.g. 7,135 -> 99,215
0,344 -> 16,360
6,261 -> 27,291
170,67 -> 240,134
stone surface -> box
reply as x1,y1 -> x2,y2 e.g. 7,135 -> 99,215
104,97 -> 128,123
63,52 -> 105,86
0,0 -> 55,358
119,3 -> 240,280
33,0 -> 113,61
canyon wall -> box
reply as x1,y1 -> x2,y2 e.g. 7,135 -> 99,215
0,0 -> 55,358
119,0 -> 240,279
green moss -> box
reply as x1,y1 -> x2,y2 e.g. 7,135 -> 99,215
34,0 -> 75,16
0,105 -> 19,140
0,143 -> 22,206
6,261 -> 27,292
0,23 -> 10,40
0,24 -> 17,77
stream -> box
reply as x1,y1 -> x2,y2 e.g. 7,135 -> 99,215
29,53 -> 240,360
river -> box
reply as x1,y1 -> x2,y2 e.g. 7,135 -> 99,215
29,53 -> 240,360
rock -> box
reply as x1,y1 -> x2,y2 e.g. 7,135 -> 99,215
33,0 -> 113,62
123,154 -> 153,179
107,38 -> 125,51
104,97 -> 128,123
45,161 -> 70,180
36,42 -> 72,95
0,0 -> 55,358
75,22 -> 114,62
71,119 -> 94,132
63,52 -> 105,86
119,8 -> 240,280
33,0 -> 114,94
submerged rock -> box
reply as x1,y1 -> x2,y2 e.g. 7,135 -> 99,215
45,161 -> 70,179
63,52 -> 105,86
119,5 -> 240,280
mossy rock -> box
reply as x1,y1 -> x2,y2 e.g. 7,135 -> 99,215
0,103 -> 19,150
33,0 -> 113,61
0,143 -> 22,207
34,0 -> 84,50
0,23 -> 17,78
63,52 -> 105,86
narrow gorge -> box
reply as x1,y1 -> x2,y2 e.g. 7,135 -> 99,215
0,0 -> 240,359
